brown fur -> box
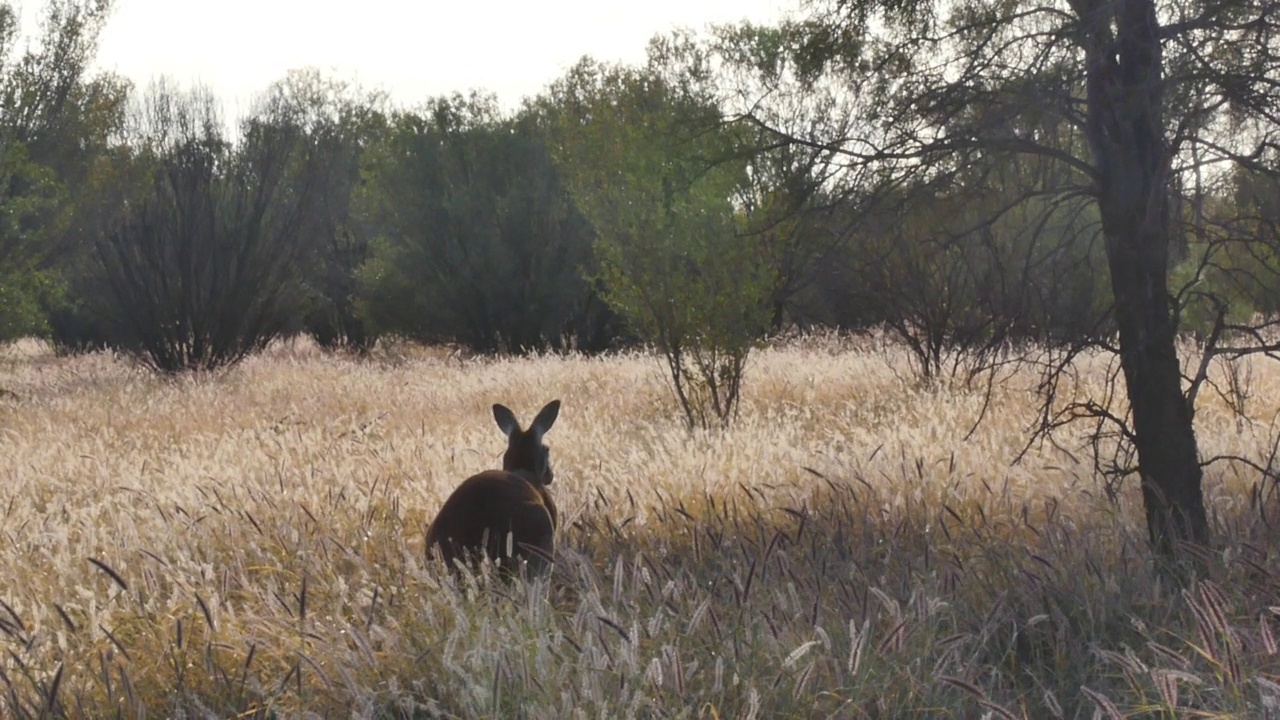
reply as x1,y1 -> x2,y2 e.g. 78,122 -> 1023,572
425,400 -> 560,578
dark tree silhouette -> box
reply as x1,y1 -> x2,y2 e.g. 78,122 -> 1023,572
94,82 -> 330,372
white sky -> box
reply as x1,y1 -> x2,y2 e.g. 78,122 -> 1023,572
82,0 -> 793,115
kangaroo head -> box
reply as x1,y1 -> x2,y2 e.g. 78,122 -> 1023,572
493,400 -> 560,485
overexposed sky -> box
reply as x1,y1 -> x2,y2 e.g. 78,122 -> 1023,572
85,0 -> 792,113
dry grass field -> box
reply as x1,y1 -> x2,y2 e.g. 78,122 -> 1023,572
1,335 -> 1279,718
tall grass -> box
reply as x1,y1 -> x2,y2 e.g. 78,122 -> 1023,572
0,335 -> 1278,717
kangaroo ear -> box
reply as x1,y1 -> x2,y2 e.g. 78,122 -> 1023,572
530,400 -> 561,437
493,404 -> 520,437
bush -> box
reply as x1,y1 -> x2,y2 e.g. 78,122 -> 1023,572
357,97 -> 611,354
91,82 -> 326,373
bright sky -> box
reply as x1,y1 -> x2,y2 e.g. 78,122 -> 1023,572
85,0 -> 793,115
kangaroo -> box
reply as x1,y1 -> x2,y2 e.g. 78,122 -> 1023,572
425,400 -> 561,578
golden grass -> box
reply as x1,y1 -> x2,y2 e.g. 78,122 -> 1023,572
1,334 -> 1279,717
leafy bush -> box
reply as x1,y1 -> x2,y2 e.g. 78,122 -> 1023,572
544,58 -> 776,428
357,95 -> 610,354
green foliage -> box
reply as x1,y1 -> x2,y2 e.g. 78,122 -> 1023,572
356,93 -> 607,353
0,1 -> 122,348
0,141 -> 62,341
1171,168 -> 1280,340
260,69 -> 387,353
541,55 -> 776,428
354,236 -> 426,340
799,152 -> 1109,382
1170,249 -> 1260,343
0,268 -> 62,340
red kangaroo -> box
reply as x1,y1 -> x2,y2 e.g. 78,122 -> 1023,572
425,400 -> 561,578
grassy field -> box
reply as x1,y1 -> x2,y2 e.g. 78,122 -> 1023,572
1,335 -> 1279,718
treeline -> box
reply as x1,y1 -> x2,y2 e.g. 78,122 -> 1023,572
3,2 -> 1278,385
0,6 -> 1078,367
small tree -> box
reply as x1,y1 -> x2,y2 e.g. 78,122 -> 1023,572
811,155 -> 1109,383
92,81 -> 326,372
542,55 -> 776,428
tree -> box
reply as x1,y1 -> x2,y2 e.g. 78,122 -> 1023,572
92,80 -> 329,372
808,150 -> 1109,382
721,0 -> 1280,558
358,92 -> 610,354
0,0 -> 118,341
539,53 -> 778,428
257,69 -> 388,353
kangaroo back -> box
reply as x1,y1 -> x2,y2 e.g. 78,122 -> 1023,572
426,400 -> 561,578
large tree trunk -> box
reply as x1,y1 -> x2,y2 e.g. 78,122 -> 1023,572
1105,219 -> 1211,556
1081,0 -> 1210,556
